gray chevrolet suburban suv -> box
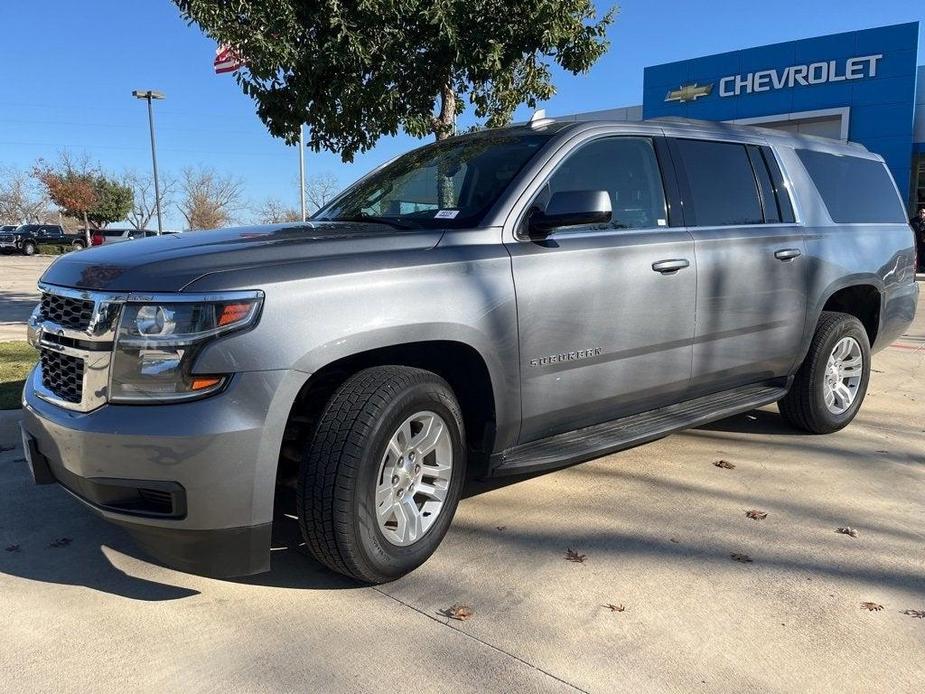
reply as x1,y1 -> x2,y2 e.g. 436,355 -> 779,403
20,118 -> 918,583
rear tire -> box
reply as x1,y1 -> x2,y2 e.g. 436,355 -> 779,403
71,240 -> 86,251
779,311 -> 870,434
297,366 -> 466,583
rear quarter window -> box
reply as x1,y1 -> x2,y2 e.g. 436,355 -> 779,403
795,149 -> 906,224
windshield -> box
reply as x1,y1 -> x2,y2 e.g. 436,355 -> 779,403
314,125 -> 568,229
15,225 -> 40,233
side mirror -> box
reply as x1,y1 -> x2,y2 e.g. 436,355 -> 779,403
528,190 -> 612,238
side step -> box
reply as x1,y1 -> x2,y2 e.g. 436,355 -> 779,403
490,382 -> 789,476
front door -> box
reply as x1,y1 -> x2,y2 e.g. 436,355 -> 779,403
507,135 -> 697,444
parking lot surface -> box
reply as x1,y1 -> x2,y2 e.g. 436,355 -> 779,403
0,257 -> 923,692
0,255 -> 55,342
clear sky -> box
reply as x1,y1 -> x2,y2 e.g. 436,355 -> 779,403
1,1 -> 921,228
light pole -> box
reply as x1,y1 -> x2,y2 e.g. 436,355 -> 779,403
132,90 -> 165,235
299,124 -> 307,222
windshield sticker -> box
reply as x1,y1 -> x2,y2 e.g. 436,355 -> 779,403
434,210 -> 459,219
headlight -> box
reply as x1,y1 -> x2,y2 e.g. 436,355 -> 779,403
110,291 -> 263,403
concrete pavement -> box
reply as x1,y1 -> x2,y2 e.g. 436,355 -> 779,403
0,255 -> 55,342
0,292 -> 923,692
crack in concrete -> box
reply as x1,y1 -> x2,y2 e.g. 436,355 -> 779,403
371,586 -> 589,693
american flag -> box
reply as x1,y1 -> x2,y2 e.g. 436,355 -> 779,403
214,44 -> 244,74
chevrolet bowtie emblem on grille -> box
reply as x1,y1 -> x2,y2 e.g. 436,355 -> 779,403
665,83 -> 713,103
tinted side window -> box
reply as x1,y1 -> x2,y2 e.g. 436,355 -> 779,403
760,147 -> 795,223
535,137 -> 668,231
747,146 -> 780,224
795,149 -> 906,224
672,139 -> 764,226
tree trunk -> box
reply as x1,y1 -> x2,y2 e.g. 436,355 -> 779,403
83,211 -> 90,245
435,83 -> 457,208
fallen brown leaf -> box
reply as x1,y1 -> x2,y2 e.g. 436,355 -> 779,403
443,604 -> 474,621
604,603 -> 625,612
745,510 -> 768,520
860,602 -> 884,612
730,553 -> 753,563
835,527 -> 859,538
5,544 -> 20,553
565,548 -> 587,563
714,460 -> 736,469
48,538 -> 72,548
0,444 -> 14,453
900,609 -> 925,619
495,526 -> 506,532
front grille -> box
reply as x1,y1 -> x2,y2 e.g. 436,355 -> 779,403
0,234 -> 13,242
40,350 -> 84,403
40,293 -> 95,330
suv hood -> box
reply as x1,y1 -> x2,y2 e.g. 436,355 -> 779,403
40,222 -> 446,292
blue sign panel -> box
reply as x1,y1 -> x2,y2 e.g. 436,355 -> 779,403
643,23 -> 920,205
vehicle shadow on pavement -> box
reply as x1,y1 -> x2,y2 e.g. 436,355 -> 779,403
0,491 -> 200,601
230,515 -> 361,590
461,408 -> 800,500
695,408 -> 801,436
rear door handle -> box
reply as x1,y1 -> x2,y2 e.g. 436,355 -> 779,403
652,259 -> 690,274
774,248 -> 802,261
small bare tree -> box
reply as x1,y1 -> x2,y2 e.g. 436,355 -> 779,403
178,167 -> 245,230
255,198 -> 301,224
123,170 -> 175,230
305,172 -> 340,213
0,166 -> 51,224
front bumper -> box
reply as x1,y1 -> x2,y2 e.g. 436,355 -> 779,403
20,366 -> 306,577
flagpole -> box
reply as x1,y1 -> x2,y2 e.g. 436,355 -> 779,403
299,125 -> 307,222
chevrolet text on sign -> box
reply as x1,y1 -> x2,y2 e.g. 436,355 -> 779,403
719,54 -> 883,97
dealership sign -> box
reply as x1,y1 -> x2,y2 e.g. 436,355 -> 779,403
665,54 -> 883,102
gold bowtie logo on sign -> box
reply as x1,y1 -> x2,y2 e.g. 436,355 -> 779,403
665,83 -> 713,103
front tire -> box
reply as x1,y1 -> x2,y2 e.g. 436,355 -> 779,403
297,366 -> 467,583
779,311 -> 871,434
22,241 -> 36,256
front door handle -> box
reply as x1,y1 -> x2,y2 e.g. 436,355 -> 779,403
774,248 -> 802,261
652,258 -> 690,274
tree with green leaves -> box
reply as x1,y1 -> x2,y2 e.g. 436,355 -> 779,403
172,1 -> 615,161
87,176 -> 134,228
35,154 -> 134,240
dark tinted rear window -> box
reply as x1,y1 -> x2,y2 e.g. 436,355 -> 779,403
796,149 -> 906,224
672,139 -> 764,226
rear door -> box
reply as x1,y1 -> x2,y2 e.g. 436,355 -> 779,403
667,137 -> 808,393
506,134 -> 697,443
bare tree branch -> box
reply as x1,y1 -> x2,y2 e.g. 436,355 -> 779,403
178,167 -> 246,230
0,166 -> 52,224
123,170 -> 175,230
304,172 -> 340,213
254,198 -> 301,224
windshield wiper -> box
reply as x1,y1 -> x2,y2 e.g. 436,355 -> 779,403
329,214 -> 419,230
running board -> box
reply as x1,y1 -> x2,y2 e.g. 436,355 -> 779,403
490,382 -> 789,476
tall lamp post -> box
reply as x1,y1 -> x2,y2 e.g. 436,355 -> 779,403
132,90 -> 165,235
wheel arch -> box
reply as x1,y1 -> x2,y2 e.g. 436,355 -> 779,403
799,277 -> 883,364
273,338 -> 506,515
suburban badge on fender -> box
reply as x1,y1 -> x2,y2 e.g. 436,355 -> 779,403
529,347 -> 604,368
